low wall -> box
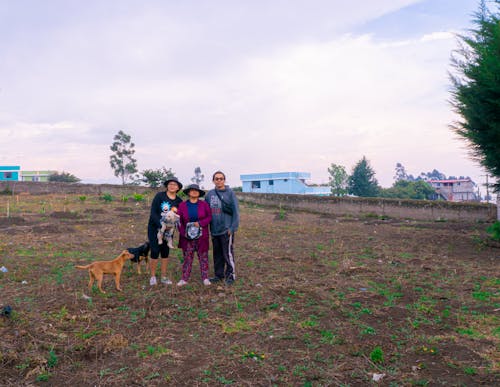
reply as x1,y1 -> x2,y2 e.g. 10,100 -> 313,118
1,182 -> 496,221
0,181 -> 155,196
235,192 -> 497,222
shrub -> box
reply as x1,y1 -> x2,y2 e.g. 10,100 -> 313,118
100,193 -> 113,202
486,221 -> 500,241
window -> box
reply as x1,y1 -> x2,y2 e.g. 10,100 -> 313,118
251,181 -> 261,189
269,180 -> 274,186
3,172 -> 12,179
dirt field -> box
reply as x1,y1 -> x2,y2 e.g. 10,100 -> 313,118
0,193 -> 499,386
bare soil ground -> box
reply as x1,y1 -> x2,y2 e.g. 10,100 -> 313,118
0,193 -> 499,386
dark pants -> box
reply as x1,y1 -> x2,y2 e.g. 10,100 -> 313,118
212,233 -> 235,280
148,225 -> 170,259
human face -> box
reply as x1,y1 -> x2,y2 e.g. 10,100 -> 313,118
188,189 -> 200,201
167,182 -> 180,193
213,174 -> 225,190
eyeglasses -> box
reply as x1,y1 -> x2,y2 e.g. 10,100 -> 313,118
214,177 -> 225,181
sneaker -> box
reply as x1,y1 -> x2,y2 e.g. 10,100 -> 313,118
209,277 -> 223,284
149,276 -> 157,286
177,279 -> 188,287
161,277 -> 172,285
203,278 -> 211,286
225,277 -> 235,285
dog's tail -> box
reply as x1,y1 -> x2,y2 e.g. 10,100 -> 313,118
75,264 -> 92,269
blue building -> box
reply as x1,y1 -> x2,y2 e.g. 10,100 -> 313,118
240,172 -> 330,195
0,166 -> 21,181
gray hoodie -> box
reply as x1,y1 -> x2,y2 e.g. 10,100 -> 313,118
205,185 -> 240,236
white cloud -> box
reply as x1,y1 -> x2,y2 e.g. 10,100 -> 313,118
0,0 -> 489,193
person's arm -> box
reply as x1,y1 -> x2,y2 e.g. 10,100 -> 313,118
229,191 -> 240,233
149,194 -> 162,228
198,201 -> 212,228
177,202 -> 187,237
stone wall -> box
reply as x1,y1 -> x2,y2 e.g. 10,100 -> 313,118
235,192 -> 496,222
0,181 -> 155,196
0,182 -> 496,221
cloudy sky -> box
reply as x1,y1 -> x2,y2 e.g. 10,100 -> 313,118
0,0 -> 489,191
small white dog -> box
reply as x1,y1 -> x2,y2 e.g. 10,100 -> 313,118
157,208 -> 180,248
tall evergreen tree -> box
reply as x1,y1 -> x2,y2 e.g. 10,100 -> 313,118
109,130 -> 138,185
450,1 -> 500,190
348,156 -> 379,197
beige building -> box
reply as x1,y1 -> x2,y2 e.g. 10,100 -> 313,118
21,170 -> 57,182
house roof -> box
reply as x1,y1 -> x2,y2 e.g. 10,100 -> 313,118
429,179 -> 474,184
240,172 -> 311,181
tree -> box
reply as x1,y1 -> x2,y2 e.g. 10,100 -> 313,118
327,163 -> 348,196
418,169 -> 447,181
450,1 -> 500,190
48,171 -> 80,183
348,156 -> 379,197
191,166 -> 204,187
394,163 -> 412,182
109,130 -> 138,185
379,180 -> 435,200
140,167 -> 176,188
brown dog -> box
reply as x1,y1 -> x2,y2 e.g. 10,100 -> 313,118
75,250 -> 134,293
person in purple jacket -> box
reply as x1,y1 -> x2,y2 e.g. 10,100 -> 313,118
176,184 -> 212,286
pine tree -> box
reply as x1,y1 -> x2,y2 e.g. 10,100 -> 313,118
348,156 -> 379,197
450,1 -> 500,189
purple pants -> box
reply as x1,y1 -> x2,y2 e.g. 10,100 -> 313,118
181,239 -> 209,281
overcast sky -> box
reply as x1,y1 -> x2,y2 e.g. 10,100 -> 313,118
0,0 -> 489,192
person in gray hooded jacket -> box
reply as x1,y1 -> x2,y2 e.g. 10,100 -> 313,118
205,171 -> 240,285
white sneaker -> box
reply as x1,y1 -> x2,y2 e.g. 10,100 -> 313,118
149,276 -> 157,286
161,277 -> 172,285
177,279 -> 188,287
203,278 -> 211,286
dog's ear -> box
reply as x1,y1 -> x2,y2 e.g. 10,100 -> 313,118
123,250 -> 134,259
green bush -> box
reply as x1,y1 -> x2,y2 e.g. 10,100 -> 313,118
100,193 -> 113,202
486,221 -> 500,241
133,193 -> 145,202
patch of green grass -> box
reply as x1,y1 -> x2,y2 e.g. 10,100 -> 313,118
47,349 -> 58,368
369,346 -> 384,364
463,366 -> 477,375
299,315 -> 319,329
76,329 -> 103,340
138,344 -> 171,358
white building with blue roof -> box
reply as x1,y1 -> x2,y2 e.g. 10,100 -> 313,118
240,172 -> 330,195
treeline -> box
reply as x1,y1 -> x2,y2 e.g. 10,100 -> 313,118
328,158 -> 476,200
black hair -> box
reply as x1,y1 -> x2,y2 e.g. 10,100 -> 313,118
212,171 -> 226,181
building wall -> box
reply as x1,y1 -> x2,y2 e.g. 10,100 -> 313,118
0,166 -> 21,181
241,172 -> 314,194
21,170 -> 56,182
430,179 -> 478,202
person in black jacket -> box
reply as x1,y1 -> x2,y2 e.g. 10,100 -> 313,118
147,177 -> 183,286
